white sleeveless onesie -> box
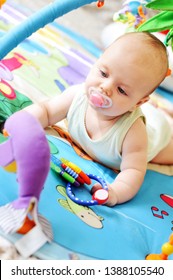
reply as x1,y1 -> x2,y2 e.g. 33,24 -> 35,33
67,84 -> 171,169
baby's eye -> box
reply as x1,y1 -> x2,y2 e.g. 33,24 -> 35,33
118,87 -> 126,95
100,70 -> 107,78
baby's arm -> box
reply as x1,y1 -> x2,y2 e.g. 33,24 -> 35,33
106,118 -> 148,206
24,86 -> 77,128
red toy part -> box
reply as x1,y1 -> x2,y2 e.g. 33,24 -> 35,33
79,170 -> 91,185
97,1 -> 104,8
160,30 -> 169,35
61,158 -> 91,185
92,189 -> 108,204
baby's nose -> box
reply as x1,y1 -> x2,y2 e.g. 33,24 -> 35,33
100,85 -> 112,96
100,79 -> 113,95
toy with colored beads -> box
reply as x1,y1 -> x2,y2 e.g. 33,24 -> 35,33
146,233 -> 173,260
50,155 -> 109,206
61,163 -> 85,184
61,158 -> 91,185
67,173 -> 109,206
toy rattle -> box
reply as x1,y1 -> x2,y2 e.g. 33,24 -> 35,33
50,155 -> 109,206
67,174 -> 109,206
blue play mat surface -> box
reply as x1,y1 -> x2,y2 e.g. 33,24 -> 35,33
0,0 -> 173,260
0,135 -> 173,260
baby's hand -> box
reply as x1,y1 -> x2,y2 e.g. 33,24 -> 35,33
91,183 -> 118,207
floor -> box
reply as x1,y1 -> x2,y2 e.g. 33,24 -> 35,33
15,0 -> 123,49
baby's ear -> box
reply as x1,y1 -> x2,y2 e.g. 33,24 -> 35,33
129,96 -> 150,112
136,95 -> 150,107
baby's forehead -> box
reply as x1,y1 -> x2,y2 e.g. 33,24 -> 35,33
111,35 -> 154,53
104,41 -> 153,64
109,35 -> 167,65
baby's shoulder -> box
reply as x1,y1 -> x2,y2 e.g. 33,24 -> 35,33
128,117 -> 146,135
124,117 -> 147,143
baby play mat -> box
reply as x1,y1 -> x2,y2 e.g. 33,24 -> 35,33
0,0 -> 173,260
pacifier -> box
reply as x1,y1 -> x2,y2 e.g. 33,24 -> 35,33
88,87 -> 112,108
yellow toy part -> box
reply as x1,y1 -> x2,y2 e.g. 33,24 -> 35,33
3,160 -> 17,172
1,128 -> 17,172
146,233 -> 173,260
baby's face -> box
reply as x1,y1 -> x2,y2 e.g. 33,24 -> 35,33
85,35 -> 165,118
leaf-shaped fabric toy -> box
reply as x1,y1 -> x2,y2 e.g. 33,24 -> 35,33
138,11 -> 173,32
146,0 -> 173,11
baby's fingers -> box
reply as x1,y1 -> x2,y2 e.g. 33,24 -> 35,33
91,183 -> 109,205
90,183 -> 102,195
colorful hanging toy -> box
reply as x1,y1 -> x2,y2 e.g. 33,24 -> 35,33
51,155 -> 109,206
113,1 -> 148,29
0,111 -> 52,257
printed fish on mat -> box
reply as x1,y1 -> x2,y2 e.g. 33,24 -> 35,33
57,185 -> 104,228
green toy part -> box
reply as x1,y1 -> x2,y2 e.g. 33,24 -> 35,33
146,0 -> 173,11
138,0 -> 173,48
138,11 -> 173,32
0,90 -> 32,122
0,133 -> 6,144
165,29 -> 173,47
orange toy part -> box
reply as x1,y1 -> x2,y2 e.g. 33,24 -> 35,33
146,232 -> 173,260
17,216 -> 36,234
138,6 -> 146,19
169,233 -> 173,245
2,128 -> 9,137
146,253 -> 168,260
0,0 -> 6,8
97,1 -> 104,8
166,68 -> 172,77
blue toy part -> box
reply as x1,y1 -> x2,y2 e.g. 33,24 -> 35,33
66,173 -> 108,206
0,0 -> 97,59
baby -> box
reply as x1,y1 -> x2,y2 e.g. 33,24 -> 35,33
24,31 -> 172,206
